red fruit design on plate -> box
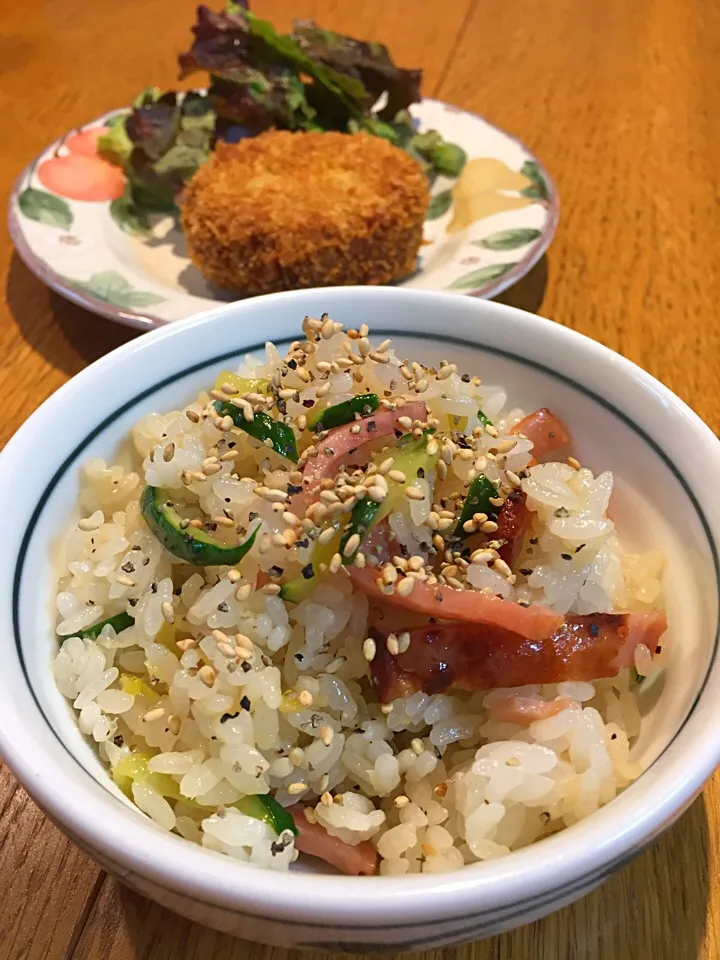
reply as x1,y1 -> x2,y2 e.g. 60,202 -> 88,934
37,154 -> 124,202
65,126 -> 109,158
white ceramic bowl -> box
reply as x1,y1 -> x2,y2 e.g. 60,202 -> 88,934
0,287 -> 718,952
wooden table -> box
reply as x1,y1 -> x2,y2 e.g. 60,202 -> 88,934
1,0 -> 718,957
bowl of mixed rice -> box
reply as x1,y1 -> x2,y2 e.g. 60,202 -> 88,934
0,287 -> 718,951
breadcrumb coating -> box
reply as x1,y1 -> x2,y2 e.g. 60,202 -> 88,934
181,131 -> 429,294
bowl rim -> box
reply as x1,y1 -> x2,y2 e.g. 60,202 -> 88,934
1,286 -> 719,932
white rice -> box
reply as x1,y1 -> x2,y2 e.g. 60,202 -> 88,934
52,317 -> 665,875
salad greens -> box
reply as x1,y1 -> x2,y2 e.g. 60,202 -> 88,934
98,0 -> 465,222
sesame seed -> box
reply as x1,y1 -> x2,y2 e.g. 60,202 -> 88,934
219,415 -> 234,432
399,365 -> 413,381
471,550 -> 495,564
567,456 -> 581,470
496,438 -> 518,454
358,337 -> 371,357
115,573 -> 135,587
259,487 -> 289,503
235,583 -> 252,601
167,715 -> 181,736
438,459 -> 448,480
397,631 -> 411,653
278,388 -> 298,400
388,469 -> 407,484
329,552 -> 343,574
367,485 -> 387,502
386,633 -> 400,655
262,583 -> 281,595
319,725 -> 334,746
405,487 -> 425,501
382,564 -> 398,585
298,690 -> 313,707
362,638 -> 378,670
462,519 -> 476,533
395,577 -> 415,598
397,415 -> 413,429
216,641 -> 236,658
235,633 -> 253,652
287,781 -> 308,795
370,351 -> 390,364
186,409 -> 200,423
350,424 -> 362,435
321,318 -> 335,339
380,703 -> 393,714
426,437 -> 439,457
176,638 -> 197,652
493,557 -> 513,579
143,707 -> 165,723
485,424 -> 500,438
316,360 -> 332,373
198,665 -> 216,687
394,795 -> 410,808
436,364 -> 457,381
321,791 -> 334,806
481,520 -> 499,533
505,470 -> 522,488
410,738 -> 425,756
289,747 -> 304,766
78,516 -> 102,532
414,378 -> 429,393
378,456 -> 395,475
212,515 -> 235,527
316,382 -> 332,398
343,533 -> 361,557
161,442 -> 176,463
160,600 -> 175,624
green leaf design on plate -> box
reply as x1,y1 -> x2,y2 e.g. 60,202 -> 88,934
110,192 -> 151,236
445,262 -> 517,291
476,228 -> 542,251
68,270 -> 165,309
520,161 -> 550,201
426,189 -> 453,221
18,188 -> 73,229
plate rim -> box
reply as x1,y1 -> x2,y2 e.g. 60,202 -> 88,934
7,97 -> 559,332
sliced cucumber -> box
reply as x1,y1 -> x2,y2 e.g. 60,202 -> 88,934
307,394 -> 380,432
213,400 -> 298,462
69,611 -> 135,641
141,485 -> 260,566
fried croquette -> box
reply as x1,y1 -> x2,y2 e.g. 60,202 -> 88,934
180,131 -> 429,294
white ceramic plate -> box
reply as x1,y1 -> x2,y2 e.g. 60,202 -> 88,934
8,99 -> 558,331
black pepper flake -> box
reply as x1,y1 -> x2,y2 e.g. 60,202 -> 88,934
518,600 -> 530,607
554,507 -> 570,518
225,497 -> 231,503
310,713 -> 323,728
301,563 -> 314,580
367,420 -> 377,432
575,544 -> 586,553
240,695 -> 251,711
561,553 -> 572,561
121,562 -> 135,574
296,538 -> 310,549
150,582 -> 158,594
548,431 -> 556,439
248,511 -> 259,522
610,732 -> 617,740
220,711 -> 240,723
302,398 -> 315,408
269,565 -> 284,578
113,735 -> 124,747
589,622 -> 599,637
417,466 -> 425,479
461,373 -> 471,383
128,598 -> 138,607
295,653 -> 304,662
173,586 -> 182,596
131,545 -> 141,551
519,568 -> 533,576
655,645 -> 662,654
287,358 -> 297,370
142,557 -> 150,566
241,661 -> 252,673
394,428 -> 403,439
323,447 -> 335,456
287,483 -> 303,496
529,537 -> 539,545
206,522 -> 218,532
217,601 -> 230,613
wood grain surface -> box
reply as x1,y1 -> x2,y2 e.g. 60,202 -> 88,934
0,0 -> 718,957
